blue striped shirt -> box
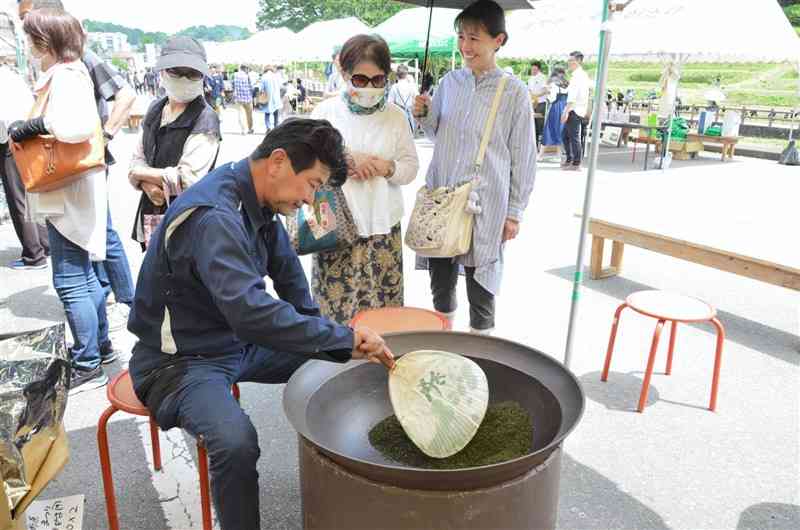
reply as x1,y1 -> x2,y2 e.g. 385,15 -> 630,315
419,67 -> 537,295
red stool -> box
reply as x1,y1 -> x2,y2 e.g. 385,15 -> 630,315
350,306 -> 451,334
97,370 -> 239,530
601,290 -> 725,413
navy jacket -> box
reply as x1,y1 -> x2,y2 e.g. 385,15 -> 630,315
128,159 -> 354,401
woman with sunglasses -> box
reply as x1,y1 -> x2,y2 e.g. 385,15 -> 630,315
128,36 -> 221,250
310,34 -> 419,323
412,0 -> 536,334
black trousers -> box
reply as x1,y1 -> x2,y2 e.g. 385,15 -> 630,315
0,143 -> 49,265
562,110 -> 583,166
534,102 -> 547,148
428,258 -> 495,330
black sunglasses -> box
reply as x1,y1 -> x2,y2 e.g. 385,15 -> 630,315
350,74 -> 387,89
166,67 -> 203,80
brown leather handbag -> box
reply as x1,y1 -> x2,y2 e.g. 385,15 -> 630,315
10,82 -> 105,193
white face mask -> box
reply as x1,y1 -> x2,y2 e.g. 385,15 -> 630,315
348,83 -> 386,108
28,53 -> 42,72
161,71 -> 204,103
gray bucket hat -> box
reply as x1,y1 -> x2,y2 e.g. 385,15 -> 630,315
155,36 -> 209,76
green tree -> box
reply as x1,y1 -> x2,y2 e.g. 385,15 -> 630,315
111,57 -> 129,72
178,25 -> 253,42
256,0 -> 410,32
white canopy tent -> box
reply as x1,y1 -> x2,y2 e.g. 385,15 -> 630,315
204,27 -> 297,65
503,0 -> 800,66
292,17 -> 371,62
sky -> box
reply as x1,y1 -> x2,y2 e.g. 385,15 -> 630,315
1,0 -> 261,33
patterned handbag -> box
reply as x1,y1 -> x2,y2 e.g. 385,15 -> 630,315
285,184 -> 358,255
405,76 -> 508,258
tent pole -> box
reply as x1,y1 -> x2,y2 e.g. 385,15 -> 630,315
563,0 -> 613,369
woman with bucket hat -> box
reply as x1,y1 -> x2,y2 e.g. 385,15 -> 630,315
128,36 -> 221,250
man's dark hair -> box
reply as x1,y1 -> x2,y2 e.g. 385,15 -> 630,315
455,0 -> 508,49
250,119 -> 348,187
339,34 -> 391,75
531,60 -> 543,71
570,51 -> 584,63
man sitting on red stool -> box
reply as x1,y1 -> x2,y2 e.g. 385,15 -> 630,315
128,119 -> 394,530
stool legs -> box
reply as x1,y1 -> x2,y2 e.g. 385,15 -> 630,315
709,317 -> 725,411
601,303 -> 629,381
638,319 -> 666,412
665,321 -> 678,375
97,405 -> 121,530
149,417 -> 162,471
197,439 -> 213,530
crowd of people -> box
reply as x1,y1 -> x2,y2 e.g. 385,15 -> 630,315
1,1 -> 542,529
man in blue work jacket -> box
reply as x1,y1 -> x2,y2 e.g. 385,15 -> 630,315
128,118 -> 394,530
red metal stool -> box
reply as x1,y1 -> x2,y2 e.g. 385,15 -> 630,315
601,290 -> 725,413
350,306 -> 451,334
97,370 -> 240,530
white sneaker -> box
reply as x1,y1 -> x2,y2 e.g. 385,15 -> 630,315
107,303 -> 130,333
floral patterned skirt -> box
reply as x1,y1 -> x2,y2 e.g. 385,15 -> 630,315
311,223 -> 403,324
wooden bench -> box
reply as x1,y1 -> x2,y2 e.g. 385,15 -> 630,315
686,133 -> 739,161
587,218 -> 800,291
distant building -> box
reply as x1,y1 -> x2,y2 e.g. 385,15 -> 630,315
0,10 -> 19,65
87,32 -> 131,56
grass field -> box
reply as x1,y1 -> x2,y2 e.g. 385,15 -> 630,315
497,58 -> 800,109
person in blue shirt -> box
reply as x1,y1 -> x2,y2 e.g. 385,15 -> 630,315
128,118 -> 394,530
204,64 -> 225,112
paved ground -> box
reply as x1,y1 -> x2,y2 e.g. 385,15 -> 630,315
1,103 -> 798,529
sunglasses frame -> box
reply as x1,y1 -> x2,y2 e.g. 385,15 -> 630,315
166,67 -> 203,80
349,73 -> 388,89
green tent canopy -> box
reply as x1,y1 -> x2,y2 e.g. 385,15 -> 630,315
374,7 -> 460,59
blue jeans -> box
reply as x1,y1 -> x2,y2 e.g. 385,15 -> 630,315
92,206 -> 135,306
134,346 -> 308,530
47,222 -> 109,371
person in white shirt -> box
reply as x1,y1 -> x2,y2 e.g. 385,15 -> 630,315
527,61 -> 547,147
387,64 -> 418,133
561,50 -> 591,170
324,51 -> 345,99
9,8 -> 110,391
311,34 -> 419,323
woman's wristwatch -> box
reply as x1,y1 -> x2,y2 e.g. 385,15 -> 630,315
385,160 -> 396,179
103,130 -> 114,142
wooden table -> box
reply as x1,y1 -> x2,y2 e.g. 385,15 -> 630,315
583,169 -> 800,292
685,133 -> 739,161
602,121 -> 669,170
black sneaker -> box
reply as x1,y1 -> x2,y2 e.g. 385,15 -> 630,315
69,366 -> 108,395
99,341 -> 119,364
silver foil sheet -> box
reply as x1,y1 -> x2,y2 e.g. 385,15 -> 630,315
0,324 -> 69,512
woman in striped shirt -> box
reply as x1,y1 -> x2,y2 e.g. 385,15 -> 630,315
413,0 -> 536,333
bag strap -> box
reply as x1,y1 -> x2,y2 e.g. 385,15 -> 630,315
474,75 -> 509,170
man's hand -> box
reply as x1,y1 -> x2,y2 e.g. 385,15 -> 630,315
502,218 -> 520,242
141,181 -> 165,206
351,326 -> 395,370
560,111 -> 569,124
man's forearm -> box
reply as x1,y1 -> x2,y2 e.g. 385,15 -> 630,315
105,86 -> 136,136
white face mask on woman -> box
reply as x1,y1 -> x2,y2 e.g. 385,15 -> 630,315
161,71 -> 204,103
348,83 -> 386,109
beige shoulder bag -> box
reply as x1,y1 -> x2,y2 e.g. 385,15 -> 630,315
405,75 -> 509,258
